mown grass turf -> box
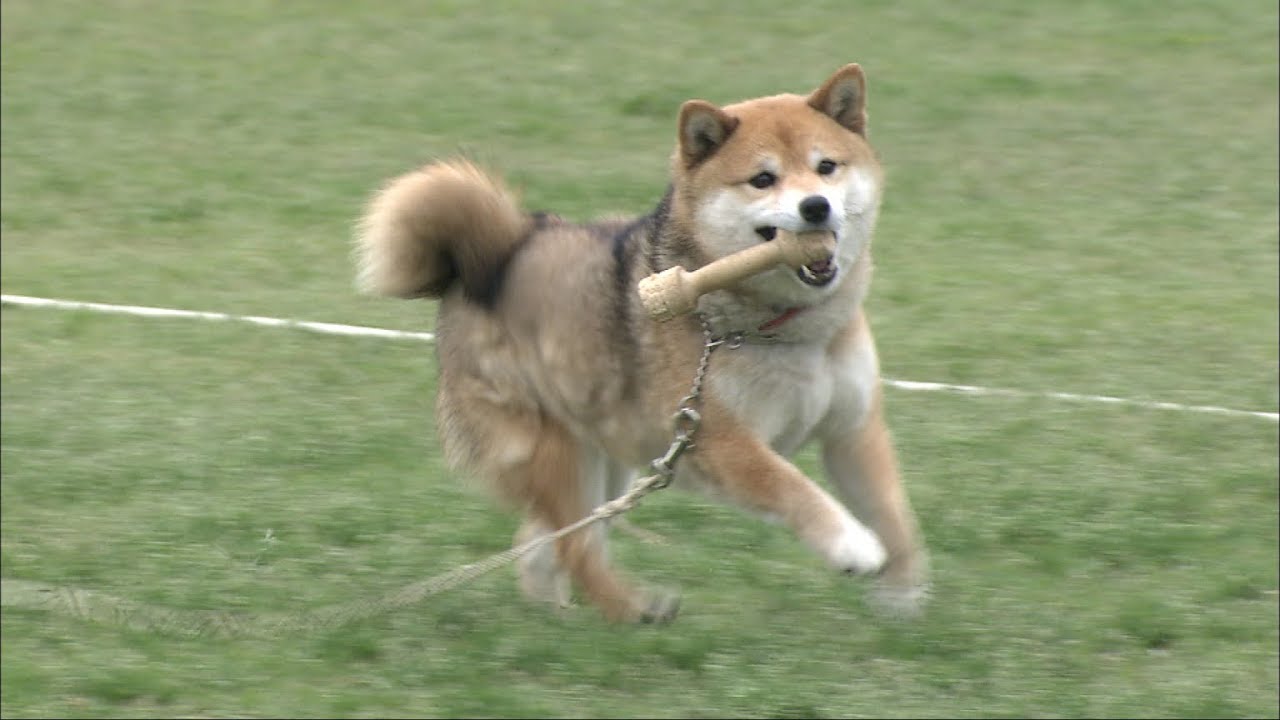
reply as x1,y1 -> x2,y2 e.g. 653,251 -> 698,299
2,1 -> 1277,717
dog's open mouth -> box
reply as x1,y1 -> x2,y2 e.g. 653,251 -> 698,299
756,226 -> 838,287
797,257 -> 837,286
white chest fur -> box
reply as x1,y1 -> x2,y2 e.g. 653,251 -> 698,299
707,326 -> 880,456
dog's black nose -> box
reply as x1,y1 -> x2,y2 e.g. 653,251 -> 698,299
799,195 -> 830,223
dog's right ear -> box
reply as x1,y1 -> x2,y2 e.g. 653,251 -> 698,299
678,100 -> 738,167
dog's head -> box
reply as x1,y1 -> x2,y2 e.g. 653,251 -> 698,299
670,64 -> 883,306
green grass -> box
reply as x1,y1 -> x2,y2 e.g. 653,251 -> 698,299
2,1 -> 1277,717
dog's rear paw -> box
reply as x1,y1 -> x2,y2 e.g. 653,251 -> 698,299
638,589 -> 682,625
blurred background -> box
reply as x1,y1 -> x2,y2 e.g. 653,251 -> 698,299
2,2 -> 1276,717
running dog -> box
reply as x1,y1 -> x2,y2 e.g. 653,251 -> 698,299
356,64 -> 927,623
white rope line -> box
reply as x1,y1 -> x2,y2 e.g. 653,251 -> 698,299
4,293 -> 1276,423
0,293 -> 435,342
885,379 -> 1278,423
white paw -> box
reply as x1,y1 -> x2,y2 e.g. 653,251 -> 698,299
825,517 -> 887,576
869,581 -> 929,618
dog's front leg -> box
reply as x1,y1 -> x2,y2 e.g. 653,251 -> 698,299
820,394 -> 928,615
691,399 -> 886,577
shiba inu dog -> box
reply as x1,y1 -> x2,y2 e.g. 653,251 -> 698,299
356,64 -> 927,623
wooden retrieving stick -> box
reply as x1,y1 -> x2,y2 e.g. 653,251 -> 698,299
637,230 -> 835,321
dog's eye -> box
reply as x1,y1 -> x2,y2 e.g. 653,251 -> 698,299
816,159 -> 838,176
748,172 -> 777,189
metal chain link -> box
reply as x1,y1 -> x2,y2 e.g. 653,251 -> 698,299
647,315 -> 722,488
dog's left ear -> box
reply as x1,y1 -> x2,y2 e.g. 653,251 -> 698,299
808,64 -> 868,137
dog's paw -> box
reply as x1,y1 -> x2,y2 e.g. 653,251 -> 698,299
868,580 -> 929,619
867,552 -> 929,617
825,517 -> 887,576
637,589 -> 682,625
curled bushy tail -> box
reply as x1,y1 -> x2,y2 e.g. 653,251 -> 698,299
355,160 -> 528,299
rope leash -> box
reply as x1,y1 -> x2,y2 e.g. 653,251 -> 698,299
0,469 -> 676,638
1,321 -> 723,638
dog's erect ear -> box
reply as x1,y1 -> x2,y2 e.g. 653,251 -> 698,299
678,100 -> 739,167
808,63 -> 868,136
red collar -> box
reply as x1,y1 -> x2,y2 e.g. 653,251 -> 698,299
758,306 -> 807,333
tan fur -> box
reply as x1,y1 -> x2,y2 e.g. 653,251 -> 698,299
355,64 -> 926,623
822,310 -> 929,608
356,160 -> 529,298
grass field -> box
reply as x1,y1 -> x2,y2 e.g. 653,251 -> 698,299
2,1 -> 1277,717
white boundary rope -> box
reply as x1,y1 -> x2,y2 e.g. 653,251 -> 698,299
3,293 -> 1276,423
0,293 -> 436,342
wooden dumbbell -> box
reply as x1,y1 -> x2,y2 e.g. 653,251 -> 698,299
637,230 -> 836,321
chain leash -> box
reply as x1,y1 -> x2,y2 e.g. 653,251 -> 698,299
646,315 -> 723,488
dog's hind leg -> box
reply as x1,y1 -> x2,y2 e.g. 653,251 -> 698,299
507,422 -> 678,624
602,459 -> 669,545
514,445 -> 618,608
513,518 -> 573,608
